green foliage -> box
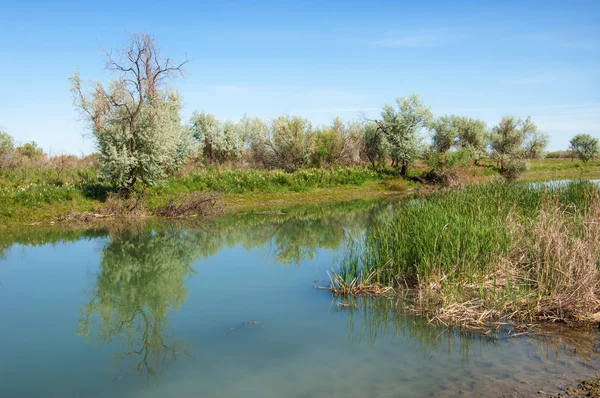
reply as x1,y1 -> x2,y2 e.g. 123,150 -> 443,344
190,112 -> 267,164
249,116 -> 363,170
311,128 -> 343,167
94,89 -> 190,186
427,148 -> 473,171
70,33 -> 190,188
455,117 -> 489,163
430,115 -> 459,154
363,123 -> 387,167
336,181 -> 599,287
490,116 -> 525,166
377,93 -> 433,174
490,116 -> 543,169
428,115 -> 490,169
546,150 -> 575,159
499,159 -> 529,181
155,167 -> 381,195
0,128 -> 14,167
16,141 -> 44,159
570,134 -> 599,163
523,127 -> 550,159
255,115 -> 315,171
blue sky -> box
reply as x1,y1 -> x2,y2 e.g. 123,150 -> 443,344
1,0 -> 599,154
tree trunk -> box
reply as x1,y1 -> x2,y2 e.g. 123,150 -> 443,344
400,162 -> 407,176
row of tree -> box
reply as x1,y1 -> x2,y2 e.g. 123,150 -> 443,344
0,129 -> 45,168
64,33 -> 600,188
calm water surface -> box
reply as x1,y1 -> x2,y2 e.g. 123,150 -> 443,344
0,201 -> 598,397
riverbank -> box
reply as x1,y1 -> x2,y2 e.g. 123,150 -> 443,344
1,159 -> 599,227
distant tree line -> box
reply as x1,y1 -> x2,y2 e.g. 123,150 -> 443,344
3,33 -> 599,189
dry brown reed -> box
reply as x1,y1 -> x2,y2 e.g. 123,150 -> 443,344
153,193 -> 222,218
326,270 -> 396,297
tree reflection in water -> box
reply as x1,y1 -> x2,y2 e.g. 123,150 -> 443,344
78,228 -> 200,384
74,199 -> 390,383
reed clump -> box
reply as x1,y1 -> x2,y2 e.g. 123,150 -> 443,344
330,181 -> 600,326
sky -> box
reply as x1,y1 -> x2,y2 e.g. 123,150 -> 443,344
0,0 -> 599,154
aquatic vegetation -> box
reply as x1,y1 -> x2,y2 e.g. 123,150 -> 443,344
331,181 -> 600,326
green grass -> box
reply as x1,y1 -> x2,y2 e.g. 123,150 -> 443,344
153,167 -> 382,194
0,166 -> 397,225
333,181 -> 600,324
0,158 -> 598,226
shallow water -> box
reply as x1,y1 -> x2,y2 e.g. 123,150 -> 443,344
0,201 -> 598,398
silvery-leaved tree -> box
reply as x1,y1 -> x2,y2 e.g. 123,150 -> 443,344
490,116 -> 543,170
430,115 -> 460,166
376,94 -> 432,175
190,112 -> 268,165
252,115 -> 314,172
455,117 -> 489,165
522,118 -> 549,159
0,127 -> 14,169
70,33 -> 191,189
570,134 -> 599,163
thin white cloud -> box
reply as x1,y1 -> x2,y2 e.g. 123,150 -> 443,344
456,103 -> 600,115
204,84 -> 368,102
528,103 -> 600,111
208,84 -> 243,93
367,31 -> 466,48
502,72 -> 562,85
529,31 -> 600,51
556,39 -> 600,51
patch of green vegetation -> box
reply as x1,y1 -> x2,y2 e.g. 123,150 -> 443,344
332,181 -> 600,325
153,167 -> 383,195
0,159 -> 598,226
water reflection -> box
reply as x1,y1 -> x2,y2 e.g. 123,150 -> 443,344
70,200 -> 388,383
338,296 -> 498,359
77,228 -> 200,383
336,295 -> 599,366
1,198 -> 598,396
194,200 -> 388,264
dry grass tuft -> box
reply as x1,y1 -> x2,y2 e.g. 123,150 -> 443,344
153,193 -> 222,218
428,192 -> 600,326
514,195 -> 600,322
101,192 -> 147,217
326,270 -> 395,297
427,300 -> 502,328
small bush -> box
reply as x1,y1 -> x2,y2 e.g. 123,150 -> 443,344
500,159 -> 529,181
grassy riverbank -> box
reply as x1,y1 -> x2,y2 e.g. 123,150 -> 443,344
330,181 -> 600,327
0,166 -> 407,226
1,159 -> 599,227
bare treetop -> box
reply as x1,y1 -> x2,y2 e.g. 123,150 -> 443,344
103,32 -> 188,100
